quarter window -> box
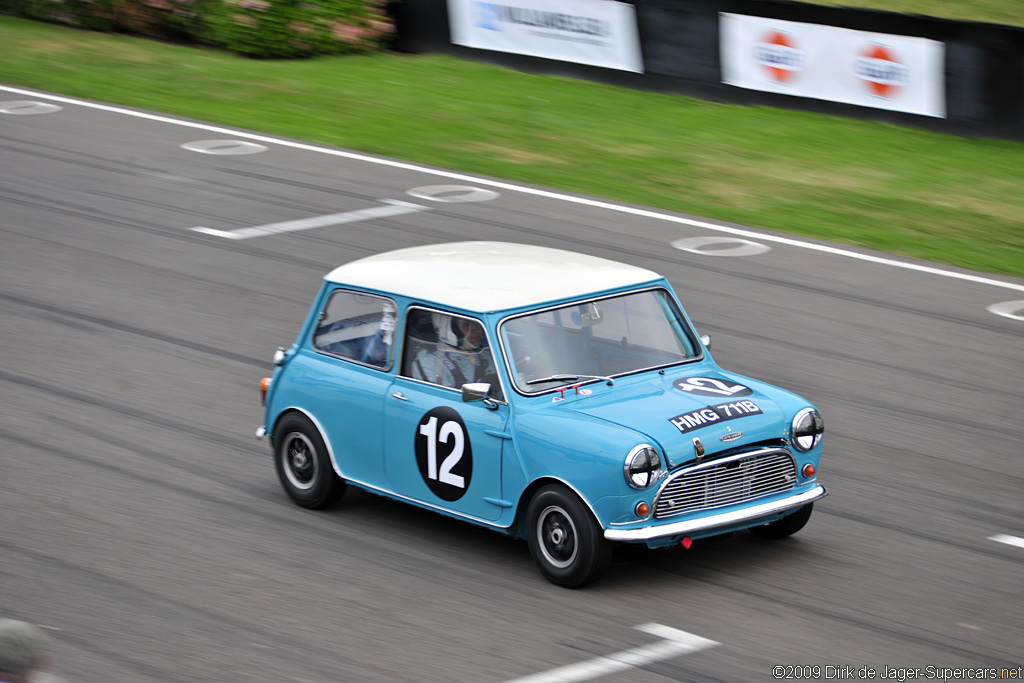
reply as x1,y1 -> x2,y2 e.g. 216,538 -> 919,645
313,290 -> 397,369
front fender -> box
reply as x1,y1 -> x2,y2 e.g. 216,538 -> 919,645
510,410 -> 654,528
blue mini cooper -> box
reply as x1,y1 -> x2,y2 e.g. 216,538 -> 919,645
257,242 -> 826,587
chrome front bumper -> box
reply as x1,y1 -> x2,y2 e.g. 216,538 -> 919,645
604,484 -> 827,542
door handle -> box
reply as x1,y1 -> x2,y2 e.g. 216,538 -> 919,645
391,392 -> 409,401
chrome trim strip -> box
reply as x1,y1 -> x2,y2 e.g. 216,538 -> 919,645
604,485 -> 827,542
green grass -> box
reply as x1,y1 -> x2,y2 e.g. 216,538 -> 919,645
808,0 -> 1024,26
1,16 -> 1022,279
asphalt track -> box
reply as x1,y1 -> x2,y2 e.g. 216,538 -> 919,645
1,86 -> 1022,683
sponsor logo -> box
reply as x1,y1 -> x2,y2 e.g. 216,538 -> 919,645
472,1 -> 609,36
668,400 -> 763,435
754,30 -> 806,84
854,43 -> 909,99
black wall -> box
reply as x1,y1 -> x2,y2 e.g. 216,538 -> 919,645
392,0 -> 1024,141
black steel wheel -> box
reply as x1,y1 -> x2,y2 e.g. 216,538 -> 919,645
749,503 -> 814,539
273,412 -> 346,509
526,485 -> 611,588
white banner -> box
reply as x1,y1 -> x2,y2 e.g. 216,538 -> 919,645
720,13 -> 945,118
448,0 -> 644,73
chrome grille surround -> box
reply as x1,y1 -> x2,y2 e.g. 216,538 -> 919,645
653,447 -> 797,519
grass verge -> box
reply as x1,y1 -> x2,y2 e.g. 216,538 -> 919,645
1,16 -> 1022,279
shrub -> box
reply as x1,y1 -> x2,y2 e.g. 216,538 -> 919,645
201,0 -> 394,58
11,0 -> 120,31
111,0 -> 215,41
2,0 -> 394,56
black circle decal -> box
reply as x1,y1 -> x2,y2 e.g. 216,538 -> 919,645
415,406 -> 473,502
673,376 -> 753,398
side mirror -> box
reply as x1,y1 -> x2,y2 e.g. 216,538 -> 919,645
462,382 -> 500,410
273,347 -> 288,366
701,334 -> 712,350
461,382 -> 491,402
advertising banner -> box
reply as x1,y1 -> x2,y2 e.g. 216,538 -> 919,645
448,0 -> 644,73
720,13 -> 945,118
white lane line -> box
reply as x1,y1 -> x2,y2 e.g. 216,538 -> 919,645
4,84 -> 1023,293
502,623 -> 718,683
989,534 -> 1024,549
190,199 -> 428,239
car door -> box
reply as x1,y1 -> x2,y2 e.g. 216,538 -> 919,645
382,308 -> 509,522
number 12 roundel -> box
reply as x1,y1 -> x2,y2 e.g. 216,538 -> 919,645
415,407 -> 473,501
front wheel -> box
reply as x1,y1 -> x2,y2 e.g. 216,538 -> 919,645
526,485 -> 611,588
273,412 -> 346,509
749,503 -> 813,539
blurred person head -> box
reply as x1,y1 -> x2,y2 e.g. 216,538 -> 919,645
457,318 -> 485,351
0,620 -> 54,683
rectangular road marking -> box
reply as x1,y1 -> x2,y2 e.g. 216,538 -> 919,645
502,623 -> 718,683
190,199 -> 428,240
989,534 -> 1024,549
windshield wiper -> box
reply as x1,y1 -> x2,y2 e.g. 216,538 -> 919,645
526,373 -> 615,387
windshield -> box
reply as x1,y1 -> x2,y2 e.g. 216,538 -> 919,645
500,288 -> 702,394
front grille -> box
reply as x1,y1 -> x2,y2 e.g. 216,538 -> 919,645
653,448 -> 797,519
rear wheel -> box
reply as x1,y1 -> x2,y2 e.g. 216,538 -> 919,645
526,485 -> 611,588
273,413 -> 346,509
749,503 -> 813,539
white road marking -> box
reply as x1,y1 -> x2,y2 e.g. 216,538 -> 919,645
407,185 -> 500,202
190,199 -> 428,239
181,139 -> 269,155
989,534 -> 1024,549
986,300 -> 1024,321
0,100 -> 62,115
3,85 -> 1023,293
671,236 -> 771,257
502,623 -> 718,683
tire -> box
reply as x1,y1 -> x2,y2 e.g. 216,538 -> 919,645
749,503 -> 813,539
526,485 -> 612,588
273,412 -> 346,509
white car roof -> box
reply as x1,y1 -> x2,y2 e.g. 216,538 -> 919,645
324,242 -> 662,312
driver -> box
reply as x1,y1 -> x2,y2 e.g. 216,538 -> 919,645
450,318 -> 494,385
411,316 -> 496,389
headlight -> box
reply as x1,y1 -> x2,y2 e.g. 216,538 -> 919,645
791,408 -> 824,451
624,444 -> 661,489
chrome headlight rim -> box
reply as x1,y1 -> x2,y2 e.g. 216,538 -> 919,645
624,444 -> 662,489
791,407 -> 824,452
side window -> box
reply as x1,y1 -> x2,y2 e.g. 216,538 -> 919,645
400,309 -> 504,401
312,290 -> 397,369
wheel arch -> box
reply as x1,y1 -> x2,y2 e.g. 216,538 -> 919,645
270,407 -> 344,480
510,477 -> 603,540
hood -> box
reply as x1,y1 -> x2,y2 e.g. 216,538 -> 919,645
564,370 -> 795,468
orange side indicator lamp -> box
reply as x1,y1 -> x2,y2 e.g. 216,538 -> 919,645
802,463 -> 816,478
260,377 -> 271,406
635,501 -> 650,517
